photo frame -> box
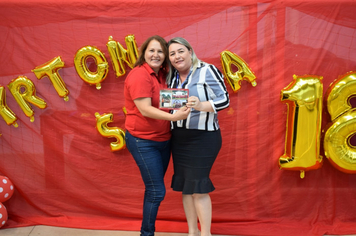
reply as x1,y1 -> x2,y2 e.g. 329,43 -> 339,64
159,89 -> 189,110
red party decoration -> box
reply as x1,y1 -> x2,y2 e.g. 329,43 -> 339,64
0,203 -> 8,228
0,176 -> 14,202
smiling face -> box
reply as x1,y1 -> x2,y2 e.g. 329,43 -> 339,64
144,39 -> 165,74
168,43 -> 192,74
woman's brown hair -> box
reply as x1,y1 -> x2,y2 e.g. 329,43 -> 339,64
134,35 -> 168,72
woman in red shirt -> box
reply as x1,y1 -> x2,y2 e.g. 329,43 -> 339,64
124,35 -> 190,236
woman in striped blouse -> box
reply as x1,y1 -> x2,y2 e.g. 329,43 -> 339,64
167,37 -> 230,236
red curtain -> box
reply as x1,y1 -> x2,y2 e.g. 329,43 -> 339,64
1,0 -> 356,235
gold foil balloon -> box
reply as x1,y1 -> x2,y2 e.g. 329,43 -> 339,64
32,56 -> 69,101
279,75 -> 323,178
8,76 -> 47,122
325,71 -> 356,121
324,109 -> 356,173
95,112 -> 125,151
74,46 -> 109,90
0,86 -> 18,127
324,71 -> 356,173
106,35 -> 139,77
220,50 -> 257,92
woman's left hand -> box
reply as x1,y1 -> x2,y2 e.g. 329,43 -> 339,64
187,96 -> 214,112
187,96 -> 200,109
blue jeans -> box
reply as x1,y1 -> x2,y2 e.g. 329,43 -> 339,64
125,131 -> 171,236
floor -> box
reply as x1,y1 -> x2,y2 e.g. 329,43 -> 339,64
1,226 -> 356,236
0,226 -> 230,236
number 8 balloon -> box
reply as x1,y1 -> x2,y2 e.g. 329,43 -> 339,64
324,71 -> 356,174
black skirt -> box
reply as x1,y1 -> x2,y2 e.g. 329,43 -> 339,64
171,128 -> 222,194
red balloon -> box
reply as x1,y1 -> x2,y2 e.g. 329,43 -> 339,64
0,203 -> 7,228
0,176 -> 14,202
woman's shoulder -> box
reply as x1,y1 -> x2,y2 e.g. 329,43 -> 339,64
202,63 -> 224,80
197,62 -> 218,71
129,64 -> 145,73
197,62 -> 220,73
127,64 -> 151,78
203,62 -> 218,69
125,67 -> 149,87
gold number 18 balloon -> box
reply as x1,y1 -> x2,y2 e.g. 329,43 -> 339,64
279,75 -> 323,178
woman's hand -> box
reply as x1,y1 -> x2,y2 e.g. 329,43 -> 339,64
172,106 -> 191,121
187,96 -> 214,112
134,97 -> 191,121
187,96 -> 200,109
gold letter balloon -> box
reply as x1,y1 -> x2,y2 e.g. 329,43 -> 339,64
220,50 -> 257,92
106,35 -> 139,77
0,86 -> 18,128
95,112 -> 125,151
324,71 -> 356,174
8,76 -> 47,122
279,75 -> 323,178
74,46 -> 109,90
32,56 -> 69,101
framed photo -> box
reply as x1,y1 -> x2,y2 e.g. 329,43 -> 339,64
159,89 -> 189,110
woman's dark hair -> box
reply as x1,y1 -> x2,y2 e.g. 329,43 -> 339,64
134,35 -> 168,71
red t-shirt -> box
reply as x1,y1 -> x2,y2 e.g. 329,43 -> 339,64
124,63 -> 171,141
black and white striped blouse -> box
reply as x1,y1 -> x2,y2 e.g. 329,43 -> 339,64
169,62 -> 230,131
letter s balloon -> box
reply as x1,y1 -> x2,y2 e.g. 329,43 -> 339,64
95,112 -> 125,151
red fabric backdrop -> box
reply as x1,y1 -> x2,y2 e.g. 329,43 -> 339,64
1,0 -> 356,235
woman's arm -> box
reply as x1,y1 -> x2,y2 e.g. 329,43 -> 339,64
186,64 -> 229,112
134,97 -> 190,121
206,65 -> 230,112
